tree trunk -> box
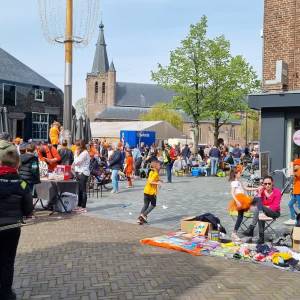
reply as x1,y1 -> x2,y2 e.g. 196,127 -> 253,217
214,118 -> 220,146
192,123 -> 199,154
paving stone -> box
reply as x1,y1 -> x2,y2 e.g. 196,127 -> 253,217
14,176 -> 298,299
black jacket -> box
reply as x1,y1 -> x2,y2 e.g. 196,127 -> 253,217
58,148 -> 74,165
109,150 -> 122,170
19,153 -> 41,185
0,173 -> 33,226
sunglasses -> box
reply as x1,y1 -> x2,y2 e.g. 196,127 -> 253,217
263,182 -> 272,186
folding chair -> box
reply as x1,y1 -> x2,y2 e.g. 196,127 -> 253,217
229,210 -> 253,233
259,216 -> 278,236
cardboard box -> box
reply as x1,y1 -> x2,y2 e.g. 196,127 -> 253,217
292,227 -> 300,252
180,216 -> 212,235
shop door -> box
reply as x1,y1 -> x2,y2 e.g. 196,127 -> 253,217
16,119 -> 23,138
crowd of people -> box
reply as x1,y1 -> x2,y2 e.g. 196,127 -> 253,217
3,121 -> 300,300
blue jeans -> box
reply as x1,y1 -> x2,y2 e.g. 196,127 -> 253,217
166,162 -> 173,183
111,169 -> 119,192
288,194 -> 300,219
233,158 -> 241,166
210,157 -> 219,176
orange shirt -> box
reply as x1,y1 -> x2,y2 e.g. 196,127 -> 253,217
38,146 -> 61,172
125,156 -> 134,175
49,126 -> 60,145
89,146 -> 98,158
293,168 -> 300,194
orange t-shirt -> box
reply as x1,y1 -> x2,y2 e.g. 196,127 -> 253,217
293,168 -> 300,194
125,156 -> 134,175
89,146 -> 98,158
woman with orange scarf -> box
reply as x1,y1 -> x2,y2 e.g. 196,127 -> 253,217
228,167 -> 258,241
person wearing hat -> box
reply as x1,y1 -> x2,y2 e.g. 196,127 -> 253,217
0,140 -> 33,300
285,158 -> 300,225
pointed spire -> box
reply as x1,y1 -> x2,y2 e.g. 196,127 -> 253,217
91,22 -> 109,74
109,60 -> 116,72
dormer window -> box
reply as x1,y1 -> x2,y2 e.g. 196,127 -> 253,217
102,82 -> 105,94
95,82 -> 98,93
35,89 -> 44,102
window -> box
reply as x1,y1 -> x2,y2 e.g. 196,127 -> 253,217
102,82 -> 105,94
3,84 -> 16,106
32,113 -> 49,141
35,89 -> 44,102
95,82 -> 98,94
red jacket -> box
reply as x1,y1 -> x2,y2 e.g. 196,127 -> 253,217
169,147 -> 177,161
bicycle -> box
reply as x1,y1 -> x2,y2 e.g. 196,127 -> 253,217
270,168 -> 293,195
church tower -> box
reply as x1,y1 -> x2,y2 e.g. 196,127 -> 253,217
86,22 -> 116,121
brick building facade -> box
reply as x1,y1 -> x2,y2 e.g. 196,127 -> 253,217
263,0 -> 300,91
249,0 -> 300,186
0,48 -> 63,141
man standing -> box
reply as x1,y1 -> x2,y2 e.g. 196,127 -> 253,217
232,144 -> 242,165
109,142 -> 123,193
209,145 -> 221,176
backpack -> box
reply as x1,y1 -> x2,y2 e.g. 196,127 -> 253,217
188,213 -> 226,234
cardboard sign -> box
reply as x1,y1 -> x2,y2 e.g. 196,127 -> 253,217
181,217 -> 212,235
192,222 -> 210,236
292,227 -> 300,252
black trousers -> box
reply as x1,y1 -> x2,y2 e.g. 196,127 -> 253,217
76,173 -> 89,208
234,210 -> 246,231
0,227 -> 21,294
141,194 -> 157,217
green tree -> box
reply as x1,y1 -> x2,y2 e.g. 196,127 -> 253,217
75,97 -> 87,118
240,110 -> 260,143
140,103 -> 183,130
152,16 -> 259,148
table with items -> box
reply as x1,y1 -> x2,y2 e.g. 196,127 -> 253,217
35,178 -> 79,213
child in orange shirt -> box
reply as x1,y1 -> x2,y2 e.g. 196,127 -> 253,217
286,159 -> 300,225
124,150 -> 134,188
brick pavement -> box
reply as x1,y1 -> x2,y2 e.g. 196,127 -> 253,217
87,175 -> 291,236
15,213 -> 300,300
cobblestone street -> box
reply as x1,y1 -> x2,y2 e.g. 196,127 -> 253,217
15,176 -> 300,300
87,175 -> 290,234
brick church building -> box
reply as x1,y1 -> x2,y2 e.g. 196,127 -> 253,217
249,0 -> 300,182
87,23 -> 244,146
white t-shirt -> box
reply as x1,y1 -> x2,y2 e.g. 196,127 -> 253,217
231,180 -> 244,195
73,150 -> 90,176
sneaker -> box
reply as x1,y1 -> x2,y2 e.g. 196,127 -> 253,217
284,219 -> 296,226
137,216 -> 144,225
140,214 -> 148,223
231,232 -> 241,242
258,213 -> 272,221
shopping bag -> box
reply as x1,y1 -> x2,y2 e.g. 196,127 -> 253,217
55,192 -> 78,212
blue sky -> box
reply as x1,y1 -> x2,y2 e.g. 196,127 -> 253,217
0,0 -> 263,103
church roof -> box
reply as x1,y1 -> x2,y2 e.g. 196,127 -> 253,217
95,106 -> 149,121
91,22 -> 109,74
0,48 -> 59,89
95,105 -> 194,123
115,82 -> 175,107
